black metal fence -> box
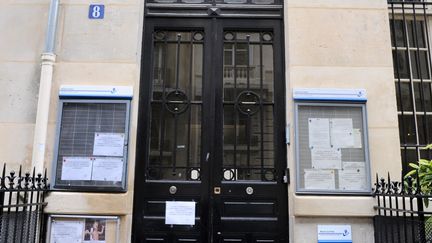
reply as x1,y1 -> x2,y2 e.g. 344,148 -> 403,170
374,174 -> 432,243
0,165 -> 49,243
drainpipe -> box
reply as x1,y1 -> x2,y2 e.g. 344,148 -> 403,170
32,0 -> 60,172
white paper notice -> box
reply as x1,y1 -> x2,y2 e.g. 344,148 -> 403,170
339,162 -> 367,190
61,157 -> 93,181
311,147 -> 342,169
92,157 -> 124,182
50,220 -> 84,243
304,169 -> 335,190
343,161 -> 366,170
308,118 -> 330,148
349,128 -> 363,148
165,201 -> 196,225
330,119 -> 354,148
93,133 -> 125,157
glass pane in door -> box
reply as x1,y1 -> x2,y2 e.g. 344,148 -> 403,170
222,31 -> 275,181
148,30 -> 204,181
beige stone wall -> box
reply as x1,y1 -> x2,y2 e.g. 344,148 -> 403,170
285,0 -> 398,242
43,1 -> 143,242
0,0 -> 401,242
294,217 -> 374,243
0,0 -> 143,242
0,0 -> 50,171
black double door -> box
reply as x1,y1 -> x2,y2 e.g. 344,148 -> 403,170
133,18 -> 288,243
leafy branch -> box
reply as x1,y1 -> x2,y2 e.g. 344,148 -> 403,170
404,144 -> 432,207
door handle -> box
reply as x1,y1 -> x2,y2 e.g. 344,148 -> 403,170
205,152 -> 210,162
214,187 -> 221,194
283,168 -> 290,184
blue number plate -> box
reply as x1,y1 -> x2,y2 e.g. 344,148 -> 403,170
89,5 -> 105,19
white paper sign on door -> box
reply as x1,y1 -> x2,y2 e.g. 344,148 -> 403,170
308,118 -> 330,148
50,220 -> 84,243
165,201 -> 196,225
330,119 -> 354,148
92,157 -> 124,182
311,147 -> 342,169
93,133 -> 125,156
61,157 -> 93,181
304,169 -> 335,190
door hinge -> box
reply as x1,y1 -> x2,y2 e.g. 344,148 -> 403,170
283,168 -> 290,184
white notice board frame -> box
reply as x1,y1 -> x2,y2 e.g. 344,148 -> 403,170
51,98 -> 131,192
47,214 -> 120,243
294,102 -> 372,195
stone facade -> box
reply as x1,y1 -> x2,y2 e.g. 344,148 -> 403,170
0,0 -> 397,242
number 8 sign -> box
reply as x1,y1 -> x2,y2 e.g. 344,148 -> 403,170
89,5 -> 105,19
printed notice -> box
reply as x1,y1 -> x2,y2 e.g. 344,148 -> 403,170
311,147 -> 342,169
349,128 -> 362,148
92,157 -> 124,182
308,118 -> 330,148
330,119 -> 354,148
343,161 -> 366,170
165,201 -> 196,225
50,220 -> 84,243
339,162 -> 367,190
61,157 -> 92,181
304,169 -> 335,190
93,133 -> 125,157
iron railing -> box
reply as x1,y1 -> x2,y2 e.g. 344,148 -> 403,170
374,173 -> 432,243
0,165 -> 49,243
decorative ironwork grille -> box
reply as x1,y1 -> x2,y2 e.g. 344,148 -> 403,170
146,0 -> 280,4
389,0 -> 432,173
144,0 -> 283,19
222,31 -> 275,181
148,30 -> 204,181
0,165 -> 49,243
374,173 -> 432,243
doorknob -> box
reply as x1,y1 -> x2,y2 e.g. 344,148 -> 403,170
169,186 -> 177,194
246,186 -> 254,195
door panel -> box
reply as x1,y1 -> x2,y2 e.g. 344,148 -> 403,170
133,18 -> 287,243
213,22 -> 287,242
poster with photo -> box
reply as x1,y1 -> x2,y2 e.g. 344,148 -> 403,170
83,219 -> 106,243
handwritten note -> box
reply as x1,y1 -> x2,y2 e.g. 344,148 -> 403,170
61,157 -> 92,181
165,201 -> 196,225
308,118 -> 330,148
93,133 -> 125,156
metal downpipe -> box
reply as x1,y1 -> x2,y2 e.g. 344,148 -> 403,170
31,0 -> 59,172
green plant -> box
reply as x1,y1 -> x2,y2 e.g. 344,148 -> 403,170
405,144 -> 432,207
